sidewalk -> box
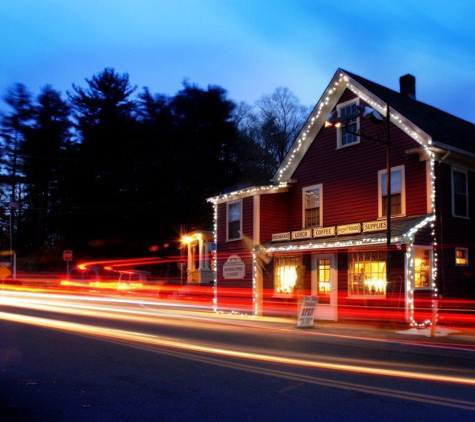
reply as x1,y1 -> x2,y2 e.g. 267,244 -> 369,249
226,312 -> 475,347
310,319 -> 475,347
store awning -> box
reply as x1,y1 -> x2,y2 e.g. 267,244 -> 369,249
265,215 -> 434,253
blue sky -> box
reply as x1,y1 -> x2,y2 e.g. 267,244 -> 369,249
2,1 -> 475,122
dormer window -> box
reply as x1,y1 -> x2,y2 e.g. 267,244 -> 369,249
337,100 -> 360,148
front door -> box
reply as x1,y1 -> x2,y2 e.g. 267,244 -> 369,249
312,254 -> 337,320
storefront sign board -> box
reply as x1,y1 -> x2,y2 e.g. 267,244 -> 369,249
296,295 -> 319,328
272,232 -> 291,242
313,226 -> 336,238
337,223 -> 361,236
291,229 -> 312,240
362,220 -> 387,232
223,254 -> 245,279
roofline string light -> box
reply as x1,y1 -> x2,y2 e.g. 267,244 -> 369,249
276,70 -> 433,184
406,153 -> 439,329
208,183 -> 288,205
211,202 -> 218,313
210,70 -> 441,323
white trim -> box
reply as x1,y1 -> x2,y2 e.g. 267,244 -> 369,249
302,184 -> 323,228
208,183 -> 288,205
273,69 -> 433,184
451,167 -> 469,218
426,161 -> 433,214
378,165 -> 406,218
253,195 -> 260,245
311,254 -> 338,321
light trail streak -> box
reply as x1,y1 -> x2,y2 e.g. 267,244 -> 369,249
1,307 -> 475,388
8,294 -> 474,366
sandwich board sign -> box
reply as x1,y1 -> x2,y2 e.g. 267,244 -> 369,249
296,296 -> 318,328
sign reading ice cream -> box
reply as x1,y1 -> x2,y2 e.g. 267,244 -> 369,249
223,254 -> 246,279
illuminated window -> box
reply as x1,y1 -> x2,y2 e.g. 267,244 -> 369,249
379,165 -> 405,217
303,184 -> 322,228
414,247 -> 432,288
274,255 -> 303,295
452,168 -> 468,218
337,100 -> 360,148
456,248 -> 469,266
227,201 -> 242,241
317,259 -> 331,302
348,251 -> 386,297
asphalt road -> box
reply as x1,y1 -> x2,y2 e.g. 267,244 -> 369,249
1,291 -> 475,421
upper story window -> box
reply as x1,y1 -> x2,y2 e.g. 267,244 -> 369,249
379,165 -> 405,218
452,168 -> 468,218
303,184 -> 322,228
227,201 -> 242,241
337,100 -> 360,148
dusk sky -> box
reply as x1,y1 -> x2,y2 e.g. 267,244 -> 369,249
2,1 -> 475,122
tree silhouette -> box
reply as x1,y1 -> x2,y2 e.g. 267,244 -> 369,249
66,68 -> 140,257
0,69 -> 308,268
19,85 -> 71,252
255,87 -> 310,167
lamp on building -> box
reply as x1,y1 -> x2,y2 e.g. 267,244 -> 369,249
325,104 -> 392,286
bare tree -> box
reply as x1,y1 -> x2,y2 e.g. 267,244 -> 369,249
255,87 -> 310,166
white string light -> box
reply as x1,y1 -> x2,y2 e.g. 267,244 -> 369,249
208,70 -> 441,323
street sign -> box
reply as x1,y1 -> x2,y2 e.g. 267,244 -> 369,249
63,250 -> 73,261
0,265 -> 11,280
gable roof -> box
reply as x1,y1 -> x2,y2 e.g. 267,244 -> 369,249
343,69 -> 475,154
273,68 -> 475,183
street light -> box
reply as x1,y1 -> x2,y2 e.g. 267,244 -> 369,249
325,104 -> 392,287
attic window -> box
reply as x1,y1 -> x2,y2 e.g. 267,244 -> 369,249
337,100 -> 360,148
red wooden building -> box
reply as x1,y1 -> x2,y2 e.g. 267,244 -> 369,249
208,69 -> 475,326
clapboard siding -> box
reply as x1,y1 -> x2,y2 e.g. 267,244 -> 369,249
288,90 -> 429,230
259,192 -> 289,242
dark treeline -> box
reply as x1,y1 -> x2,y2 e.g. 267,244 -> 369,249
0,68 -> 309,269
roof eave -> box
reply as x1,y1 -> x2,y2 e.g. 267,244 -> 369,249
272,69 -> 434,184
207,183 -> 290,205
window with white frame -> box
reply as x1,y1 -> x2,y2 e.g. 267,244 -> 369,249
379,166 -> 405,217
456,248 -> 469,266
227,201 -> 242,241
348,251 -> 387,297
414,247 -> 432,288
303,184 -> 322,228
452,168 -> 468,218
337,100 -> 360,148
274,255 -> 303,295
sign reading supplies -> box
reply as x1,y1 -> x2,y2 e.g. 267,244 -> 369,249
223,254 -> 245,279
296,296 -> 318,328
